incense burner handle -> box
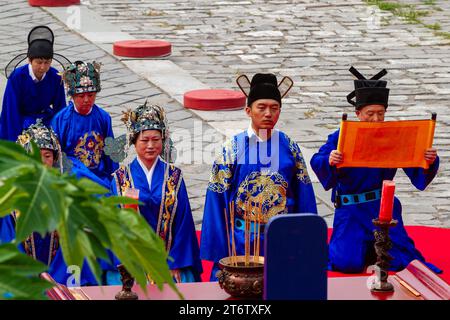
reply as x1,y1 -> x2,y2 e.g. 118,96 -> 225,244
216,270 -> 225,289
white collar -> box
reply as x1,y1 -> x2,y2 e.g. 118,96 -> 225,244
73,102 -> 93,115
28,64 -> 46,83
247,122 -> 278,142
136,156 -> 160,190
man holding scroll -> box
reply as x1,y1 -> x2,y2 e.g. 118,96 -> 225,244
310,67 -> 441,274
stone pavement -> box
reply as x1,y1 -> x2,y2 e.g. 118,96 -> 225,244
385,0 -> 450,35
1,0 -> 449,229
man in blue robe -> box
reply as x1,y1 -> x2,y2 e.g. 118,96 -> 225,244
310,67 -> 441,274
200,73 -> 318,281
0,26 -> 67,141
51,61 -> 118,188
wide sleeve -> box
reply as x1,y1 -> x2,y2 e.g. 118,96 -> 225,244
310,130 -> 340,191
199,145 -> 234,264
0,77 -> 23,141
403,156 -> 440,191
167,177 -> 202,277
70,156 -> 111,189
0,215 -> 16,244
289,140 -> 318,214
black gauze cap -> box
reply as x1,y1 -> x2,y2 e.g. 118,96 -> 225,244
347,66 -> 390,110
247,73 -> 281,107
28,39 -> 53,59
27,26 -> 54,60
354,79 -> 389,109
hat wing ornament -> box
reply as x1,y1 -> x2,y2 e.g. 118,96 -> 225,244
61,152 -> 73,174
278,76 -> 294,98
236,74 -> 293,99
236,74 -> 251,97
5,52 -> 72,79
104,134 -> 127,163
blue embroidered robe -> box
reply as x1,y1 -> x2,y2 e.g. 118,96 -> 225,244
109,157 -> 203,282
51,101 -> 118,186
200,130 -> 318,280
310,129 -> 441,273
0,65 -> 66,141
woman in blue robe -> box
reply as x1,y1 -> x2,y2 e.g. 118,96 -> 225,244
310,67 -> 441,274
200,73 -> 318,281
0,26 -> 67,141
51,61 -> 118,187
107,103 -> 202,283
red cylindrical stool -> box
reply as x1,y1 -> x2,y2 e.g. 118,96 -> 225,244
113,40 -> 172,58
184,89 -> 246,111
29,0 -> 80,6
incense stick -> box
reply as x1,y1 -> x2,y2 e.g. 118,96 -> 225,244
253,203 -> 257,263
230,202 -> 236,266
224,208 -> 231,259
245,201 -> 252,266
256,202 -> 262,263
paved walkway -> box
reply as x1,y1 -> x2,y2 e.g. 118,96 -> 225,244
1,0 -> 449,228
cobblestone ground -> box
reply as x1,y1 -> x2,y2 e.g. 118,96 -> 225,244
1,0 -> 449,228
84,0 -> 450,228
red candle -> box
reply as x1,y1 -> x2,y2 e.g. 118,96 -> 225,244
379,180 -> 395,222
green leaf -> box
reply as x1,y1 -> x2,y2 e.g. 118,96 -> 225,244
75,177 -> 109,195
14,169 -> 64,240
101,196 -> 142,206
0,183 -> 28,217
0,140 -> 41,162
0,244 -> 52,300
104,208 -> 182,298
0,139 -> 179,299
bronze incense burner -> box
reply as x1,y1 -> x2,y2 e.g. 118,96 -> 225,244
216,255 -> 264,298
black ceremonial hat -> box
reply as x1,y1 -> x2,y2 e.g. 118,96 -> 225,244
27,26 -> 54,59
347,66 -> 390,110
247,73 -> 282,107
4,25 -> 71,78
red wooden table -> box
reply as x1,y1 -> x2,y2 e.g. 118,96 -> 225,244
68,275 -> 422,300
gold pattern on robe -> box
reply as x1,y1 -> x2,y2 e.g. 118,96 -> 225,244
208,138 -> 237,193
236,171 -> 288,223
163,164 -> 177,237
118,165 -> 131,195
74,131 -> 104,169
